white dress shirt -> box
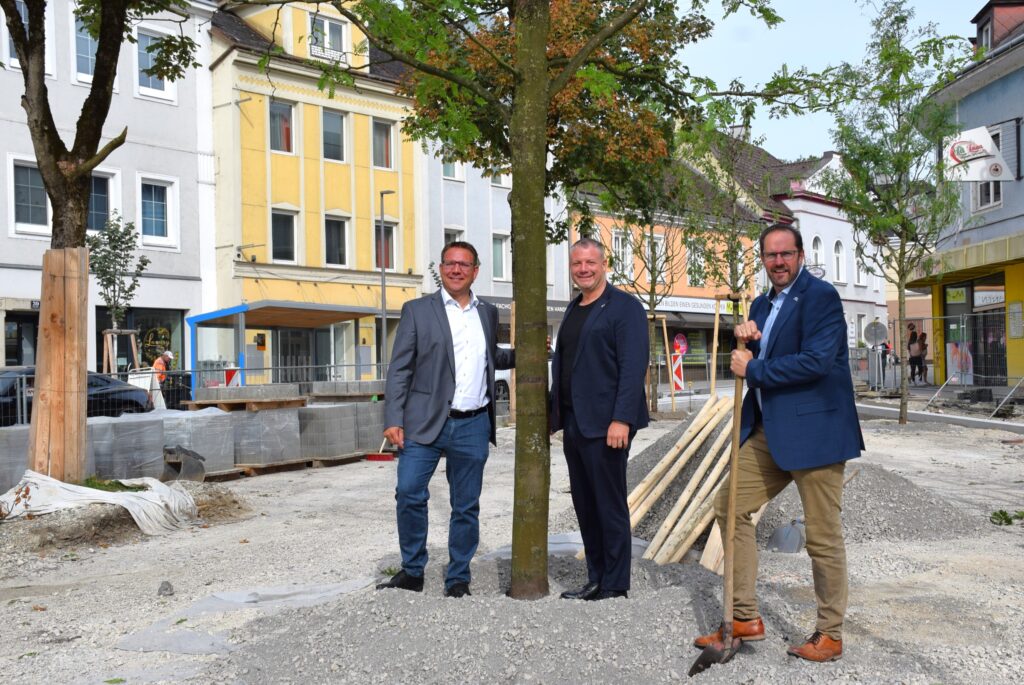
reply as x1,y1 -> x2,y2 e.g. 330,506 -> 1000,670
441,287 -> 488,411
755,267 -> 803,410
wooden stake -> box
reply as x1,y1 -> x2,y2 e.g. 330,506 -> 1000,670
625,395 -> 724,510
699,503 -> 767,574
630,398 -> 731,529
661,316 -> 674,412
667,492 -> 719,564
709,298 -> 721,396
643,416 -> 732,559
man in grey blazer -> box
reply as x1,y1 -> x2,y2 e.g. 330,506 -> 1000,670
377,241 -> 514,597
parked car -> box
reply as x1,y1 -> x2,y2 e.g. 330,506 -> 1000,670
0,366 -> 154,427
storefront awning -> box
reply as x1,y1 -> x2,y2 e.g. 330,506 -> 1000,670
663,312 -> 721,328
908,233 -> 1024,288
187,300 -> 385,329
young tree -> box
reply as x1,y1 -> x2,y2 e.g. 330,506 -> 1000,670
818,0 -> 970,423
232,0 -> 833,597
87,214 -> 151,370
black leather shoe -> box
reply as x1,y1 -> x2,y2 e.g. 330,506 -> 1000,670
560,581 -> 600,600
375,570 -> 424,592
589,589 -> 628,600
444,582 -> 471,598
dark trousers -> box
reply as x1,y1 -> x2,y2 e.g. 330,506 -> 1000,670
562,408 -> 632,591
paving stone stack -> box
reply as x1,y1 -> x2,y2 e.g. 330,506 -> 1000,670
88,414 -> 164,479
0,426 -> 30,493
160,408 -> 235,473
356,402 -> 386,451
298,404 -> 357,458
232,409 -> 301,465
196,384 -> 302,402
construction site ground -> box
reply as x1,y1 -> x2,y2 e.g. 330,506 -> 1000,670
0,409 -> 1022,684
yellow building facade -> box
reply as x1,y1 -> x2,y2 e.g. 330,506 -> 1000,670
208,5 -> 421,376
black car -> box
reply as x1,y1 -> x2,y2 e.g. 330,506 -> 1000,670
0,366 -> 154,427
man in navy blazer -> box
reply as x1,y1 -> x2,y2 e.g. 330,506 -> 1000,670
551,237 -> 649,601
378,242 -> 514,598
693,223 -> 863,663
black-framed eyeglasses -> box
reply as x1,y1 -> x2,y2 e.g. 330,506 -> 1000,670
761,250 -> 799,262
441,260 -> 477,270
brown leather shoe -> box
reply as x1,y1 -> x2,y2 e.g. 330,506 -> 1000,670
787,631 -> 843,662
693,617 -> 766,648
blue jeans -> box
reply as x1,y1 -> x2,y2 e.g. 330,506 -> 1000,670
395,412 -> 490,588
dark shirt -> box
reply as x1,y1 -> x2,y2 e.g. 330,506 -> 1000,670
558,300 -> 595,410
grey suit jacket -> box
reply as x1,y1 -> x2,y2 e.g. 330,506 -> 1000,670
385,290 -> 515,446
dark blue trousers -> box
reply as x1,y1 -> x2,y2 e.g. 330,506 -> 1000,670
562,409 -> 632,592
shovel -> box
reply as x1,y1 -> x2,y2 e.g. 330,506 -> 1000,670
689,338 -> 746,676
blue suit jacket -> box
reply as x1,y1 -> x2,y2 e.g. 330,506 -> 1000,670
385,291 -> 514,446
740,269 -> 863,470
550,284 -> 650,439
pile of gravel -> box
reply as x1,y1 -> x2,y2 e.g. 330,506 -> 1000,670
755,461 -> 989,546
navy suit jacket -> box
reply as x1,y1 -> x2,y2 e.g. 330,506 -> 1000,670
385,290 -> 514,446
550,284 -> 650,439
740,268 -> 864,470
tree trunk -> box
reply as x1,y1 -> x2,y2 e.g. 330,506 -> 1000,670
29,248 -> 89,482
897,277 -> 908,424
507,0 -> 552,599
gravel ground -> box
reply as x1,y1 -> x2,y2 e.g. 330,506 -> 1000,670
1,415 -> 1023,684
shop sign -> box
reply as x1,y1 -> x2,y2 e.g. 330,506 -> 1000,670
973,288 -> 1005,309
945,287 -> 967,305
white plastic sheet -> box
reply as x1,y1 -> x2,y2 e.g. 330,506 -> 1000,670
0,470 -> 197,535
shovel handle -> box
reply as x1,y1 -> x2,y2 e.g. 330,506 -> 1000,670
722,297 -> 748,642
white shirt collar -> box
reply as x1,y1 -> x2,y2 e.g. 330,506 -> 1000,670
441,286 -> 478,310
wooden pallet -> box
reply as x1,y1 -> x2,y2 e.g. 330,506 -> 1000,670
236,452 -> 367,477
181,398 -> 308,412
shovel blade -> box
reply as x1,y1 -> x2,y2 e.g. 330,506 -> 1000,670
688,637 -> 742,677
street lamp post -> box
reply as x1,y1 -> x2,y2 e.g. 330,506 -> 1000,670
378,189 -> 395,379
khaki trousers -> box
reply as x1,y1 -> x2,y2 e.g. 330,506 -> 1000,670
713,425 -> 848,639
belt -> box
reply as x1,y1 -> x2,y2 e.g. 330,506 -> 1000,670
448,404 -> 489,419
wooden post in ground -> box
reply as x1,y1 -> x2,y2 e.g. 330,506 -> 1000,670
661,316 -> 674,412
30,248 -> 89,482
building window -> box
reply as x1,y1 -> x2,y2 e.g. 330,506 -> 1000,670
322,110 -> 345,161
650,235 -> 666,284
87,175 -> 109,231
444,228 -> 463,245
374,221 -> 395,269
6,0 -> 27,65
140,181 -> 167,237
442,161 -> 463,180
855,253 -> 867,286
272,212 -> 296,262
811,236 -> 822,268
309,14 -> 347,62
13,163 -> 48,233
612,231 -> 630,278
974,130 -> 1002,212
979,21 -> 992,51
857,313 -> 866,344
324,217 -> 346,265
490,168 -> 509,187
74,18 -> 96,79
270,101 -> 294,153
373,120 -> 393,168
688,248 -> 705,287
833,240 -> 845,283
137,31 -> 166,94
492,235 -> 510,280
95,306 -> 183,370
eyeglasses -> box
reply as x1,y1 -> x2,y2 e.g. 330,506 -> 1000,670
761,250 -> 799,262
441,260 -> 477,270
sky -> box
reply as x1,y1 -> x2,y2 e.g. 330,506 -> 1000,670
679,0 -> 977,161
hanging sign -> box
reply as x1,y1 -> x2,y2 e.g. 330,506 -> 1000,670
943,127 -> 1014,182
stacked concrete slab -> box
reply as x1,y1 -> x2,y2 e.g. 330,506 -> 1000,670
309,380 -> 385,398
160,408 -> 235,473
298,404 -> 357,458
232,408 -> 301,465
88,414 -> 164,479
356,402 -> 386,451
196,384 -> 301,402
0,426 -> 30,493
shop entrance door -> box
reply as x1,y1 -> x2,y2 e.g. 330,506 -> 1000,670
4,314 -> 38,366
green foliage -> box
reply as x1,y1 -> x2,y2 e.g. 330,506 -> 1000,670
86,214 -> 151,330
989,509 -> 1024,526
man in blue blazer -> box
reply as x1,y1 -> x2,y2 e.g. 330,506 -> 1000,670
378,242 -> 514,598
551,237 -> 649,601
693,224 -> 863,662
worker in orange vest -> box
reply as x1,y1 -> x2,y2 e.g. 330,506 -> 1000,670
153,350 -> 173,385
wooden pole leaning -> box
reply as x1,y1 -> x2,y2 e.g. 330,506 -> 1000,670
666,487 -> 721,564
652,437 -> 731,564
642,415 -> 732,559
661,316 -> 674,412
709,298 -> 722,396
625,394 -> 724,511
629,397 -> 730,529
